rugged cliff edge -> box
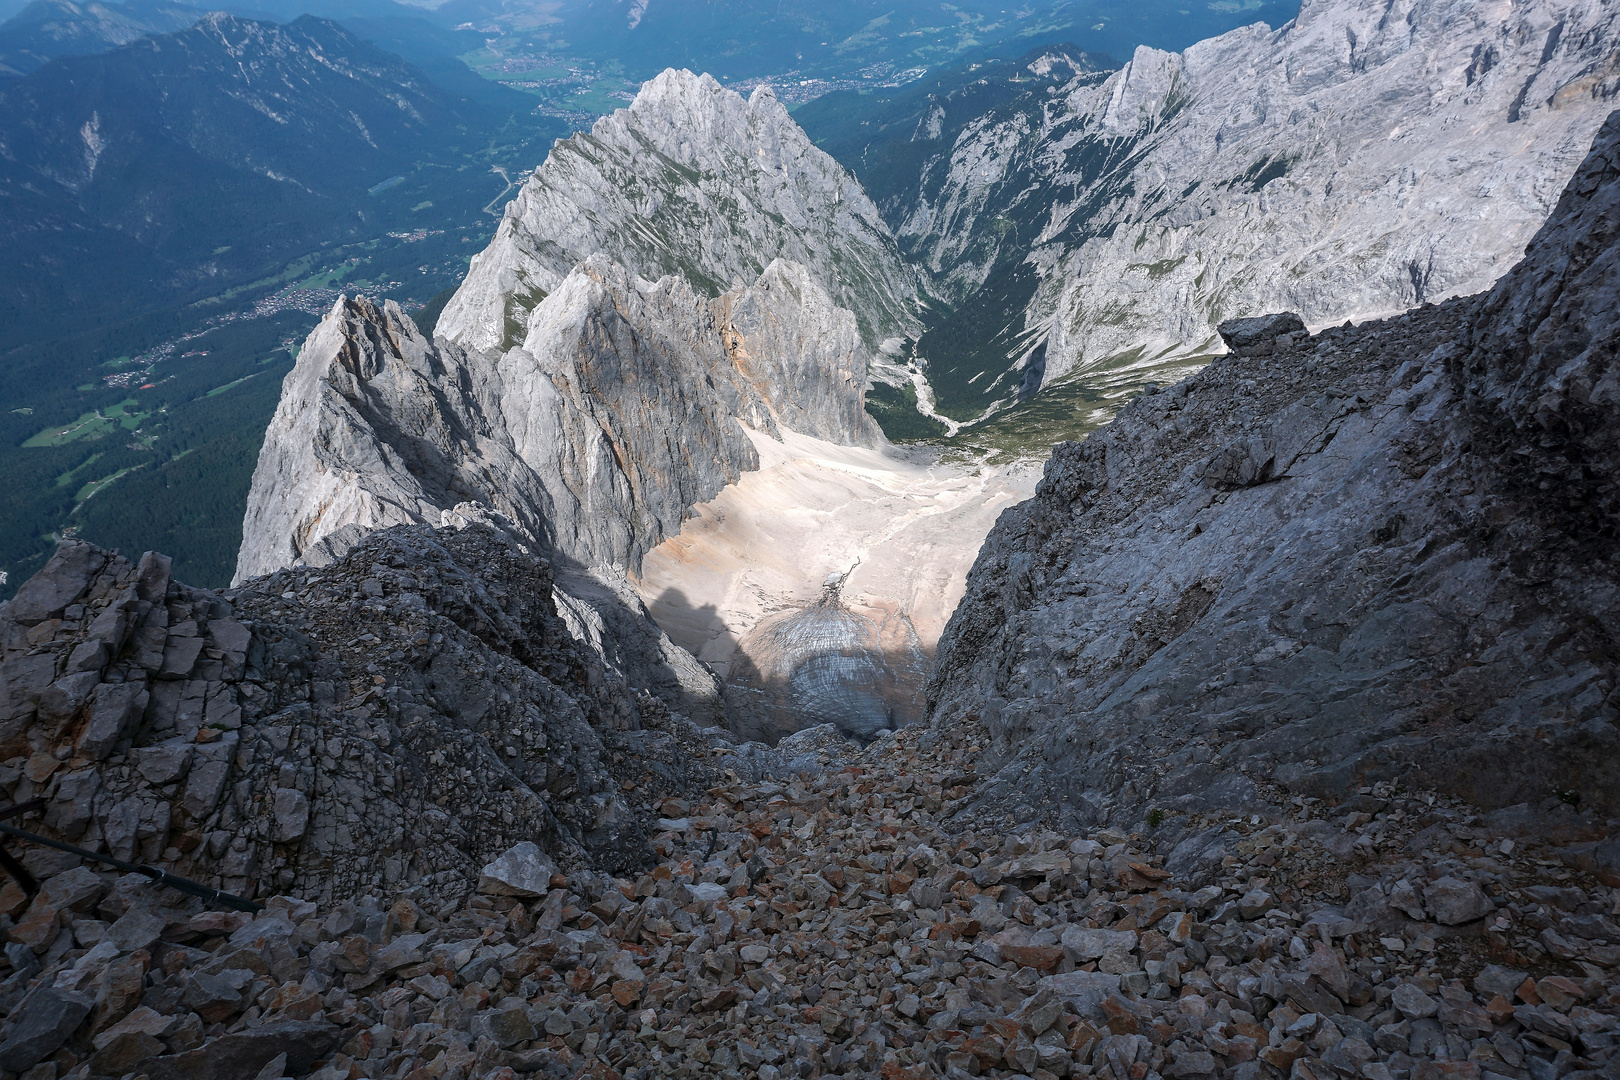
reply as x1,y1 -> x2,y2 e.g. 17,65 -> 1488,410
436,69 -> 920,358
0,523 -> 723,909
928,111 -> 1620,833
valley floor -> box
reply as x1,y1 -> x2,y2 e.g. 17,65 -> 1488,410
12,722 -> 1618,1080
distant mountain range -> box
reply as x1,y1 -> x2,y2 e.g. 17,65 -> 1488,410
0,12 -> 517,342
0,7 -> 565,598
0,0 -> 536,104
452,0 -> 1300,86
0,0 -> 200,76
800,0 -> 1620,428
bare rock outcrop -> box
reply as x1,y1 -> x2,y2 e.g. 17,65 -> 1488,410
234,256 -> 892,732
237,256 -> 881,585
926,111 -> 1620,832
0,523 -> 722,909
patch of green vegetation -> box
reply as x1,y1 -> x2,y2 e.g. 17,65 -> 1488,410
1142,255 -> 1187,280
413,287 -> 458,337
864,381 -> 950,442
205,372 -> 265,397
0,303 -> 317,596
76,467 -> 137,504
55,454 -> 103,488
942,348 -> 1215,462
296,262 -> 356,290
22,399 -> 148,447
502,274 -> 549,349
68,372 -> 287,590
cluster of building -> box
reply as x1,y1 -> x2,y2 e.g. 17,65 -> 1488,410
101,286 -> 344,389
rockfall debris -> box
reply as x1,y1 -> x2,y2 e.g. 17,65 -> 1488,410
0,723 -> 1614,1080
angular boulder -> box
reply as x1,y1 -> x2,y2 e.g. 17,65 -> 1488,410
477,841 -> 557,898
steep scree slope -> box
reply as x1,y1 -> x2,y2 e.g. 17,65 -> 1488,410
0,722 -> 1615,1080
928,110 -> 1620,833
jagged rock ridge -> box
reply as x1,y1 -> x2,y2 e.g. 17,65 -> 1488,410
893,0 -> 1619,420
0,523 -> 721,910
435,68 -> 920,358
0,0 -> 202,78
927,109 -> 1620,831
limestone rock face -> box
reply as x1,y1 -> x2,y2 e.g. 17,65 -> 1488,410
238,257 -> 881,586
236,257 -> 890,732
0,525 -> 717,905
435,68 -> 919,356
926,111 -> 1620,830
898,0 -> 1619,411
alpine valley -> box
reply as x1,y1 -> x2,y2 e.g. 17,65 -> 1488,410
1,0 -> 1619,1078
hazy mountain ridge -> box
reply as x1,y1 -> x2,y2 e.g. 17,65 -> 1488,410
0,13 -> 468,340
833,0 -> 1620,424
0,0 -> 202,77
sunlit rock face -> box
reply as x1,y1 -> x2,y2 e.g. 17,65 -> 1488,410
435,68 -> 919,357
890,0 -> 1620,419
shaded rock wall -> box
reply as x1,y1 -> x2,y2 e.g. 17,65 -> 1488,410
927,111 -> 1620,832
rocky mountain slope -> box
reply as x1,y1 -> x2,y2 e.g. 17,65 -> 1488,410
236,257 -> 881,584
0,696 -> 1614,1080
0,523 -> 723,915
0,66 -> 1618,1080
436,68 -> 920,359
855,0 -> 1619,423
928,109 -> 1620,837
234,253 -> 901,734
236,71 -> 1036,747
